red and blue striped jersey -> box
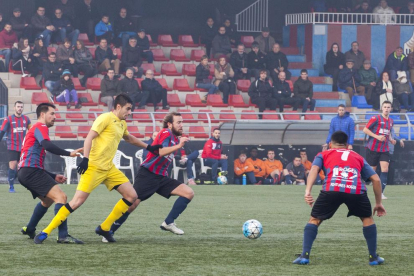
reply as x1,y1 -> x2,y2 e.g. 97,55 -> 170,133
141,128 -> 179,176
0,115 -> 31,151
365,114 -> 393,152
312,149 -> 375,194
18,122 -> 50,170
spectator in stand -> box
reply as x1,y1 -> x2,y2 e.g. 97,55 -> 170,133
141,69 -> 170,111
212,26 -> 232,59
373,0 -> 396,24
399,1 -> 414,24
196,55 -> 218,102
230,43 -> 250,81
114,8 -> 135,49
74,40 -> 97,87
247,147 -> 265,184
0,23 -> 18,71
201,128 -> 228,183
339,59 -> 366,101
266,43 -> 292,81
174,144 -> 199,186
118,68 -> 149,111
333,0 -> 352,12
310,0 -> 327,12
274,71 -> 300,112
223,18 -> 237,46
122,37 -> 143,77
263,150 -> 283,184
95,38 -> 121,75
10,8 -> 32,40
355,1 -> 372,12
283,156 -> 305,185
200,17 -> 217,58
293,69 -> 316,114
300,150 -> 324,184
385,47 -> 409,81
78,0 -> 99,42
55,0 -> 77,27
344,41 -> 365,70
234,151 -> 256,185
323,104 -> 355,150
376,71 -> 394,107
325,43 -> 345,91
95,15 -> 114,44
32,38 -> 48,72
136,29 -> 153,63
214,56 -> 236,104
100,68 -> 119,111
52,8 -> 79,47
31,6 -> 55,47
248,70 -> 277,119
56,38 -> 78,78
55,70 -> 81,109
248,42 -> 267,79
11,37 -> 39,77
43,52 -> 63,94
394,71 -> 414,111
359,60 -> 378,107
254,27 -> 275,55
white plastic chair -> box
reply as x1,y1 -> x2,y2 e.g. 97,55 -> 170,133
113,150 -> 134,183
172,156 -> 196,183
135,149 -> 144,165
198,149 -> 212,174
60,149 -> 80,184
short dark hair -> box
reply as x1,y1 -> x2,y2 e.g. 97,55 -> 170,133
331,131 -> 348,145
100,38 -> 107,43
36,103 -> 55,118
338,104 -> 345,108
114,94 -> 133,109
14,101 -> 23,106
237,43 -> 245,48
299,150 -> 306,153
212,128 -> 220,133
4,23 -> 12,27
239,151 -> 247,156
382,100 -> 392,107
396,46 -> 403,50
107,68 -> 114,73
250,147 -> 258,152
267,150 -> 274,153
200,55 -> 209,62
301,69 -> 308,74
163,112 -> 181,128
294,156 -> 301,160
351,41 -> 359,46
260,69 -> 267,74
102,15 -> 109,18
64,38 -> 71,44
129,37 -> 137,41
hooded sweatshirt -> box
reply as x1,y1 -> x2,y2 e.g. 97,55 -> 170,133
202,136 -> 222,159
326,112 -> 355,145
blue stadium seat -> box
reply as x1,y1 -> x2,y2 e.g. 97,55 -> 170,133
399,126 -> 414,139
315,99 -> 346,107
286,55 -> 305,62
372,67 -> 380,77
351,96 -> 373,108
313,84 -> 332,92
406,112 -> 414,124
364,111 -> 378,120
389,114 -> 406,124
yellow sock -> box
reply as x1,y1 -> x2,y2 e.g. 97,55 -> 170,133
43,205 -> 71,235
100,199 -> 130,231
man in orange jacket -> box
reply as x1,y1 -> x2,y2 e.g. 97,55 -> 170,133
263,150 -> 283,184
234,152 -> 257,184
300,150 -> 325,184
246,147 -> 265,184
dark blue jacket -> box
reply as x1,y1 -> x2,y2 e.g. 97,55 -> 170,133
95,47 -> 116,63
141,78 -> 163,92
326,112 -> 355,144
52,15 -> 73,32
385,52 -> 408,72
136,36 -> 150,51
273,79 -> 292,98
338,67 -> 361,89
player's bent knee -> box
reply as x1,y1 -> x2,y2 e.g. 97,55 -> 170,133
308,217 -> 322,226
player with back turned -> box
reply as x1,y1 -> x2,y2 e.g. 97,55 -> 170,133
293,131 -> 386,266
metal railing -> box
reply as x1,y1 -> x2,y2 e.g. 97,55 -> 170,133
285,12 -> 414,26
235,0 -> 268,32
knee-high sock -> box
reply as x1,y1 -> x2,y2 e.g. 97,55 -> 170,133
165,197 -> 191,225
363,224 -> 377,258
43,203 -> 73,235
380,172 -> 388,192
111,211 -> 130,233
8,169 -> 16,188
101,198 -> 132,231
301,223 -> 318,258
285,175 -> 294,185
26,202 -> 48,232
55,203 -> 68,239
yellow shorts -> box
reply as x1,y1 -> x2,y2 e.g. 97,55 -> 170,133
76,164 -> 130,194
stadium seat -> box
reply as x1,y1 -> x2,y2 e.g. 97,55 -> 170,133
173,78 -> 193,91
147,34 -> 157,46
399,126 -> 414,139
135,78 -> 143,88
141,63 -> 160,76
86,78 -> 101,90
209,64 -> 215,75
304,111 -> 322,120
351,96 -> 373,109
219,110 -> 236,121
20,77 -> 40,89
283,111 -> 301,120
54,108 -> 65,122
364,111 -> 378,120
98,94 -> 107,106
55,126 -> 77,138
88,47 -> 96,59
241,110 -> 258,120
154,109 -> 170,121
406,112 -> 414,124
182,64 -> 196,76
185,94 -> 207,107
207,94 -> 228,107
389,114 -> 406,124
194,82 -> 207,92
152,49 -> 169,61
229,94 -> 249,107
9,61 -> 27,74
167,93 -> 185,107
78,33 -> 94,46
190,49 -> 206,61
47,47 -> 56,54
72,78 -> 86,90
88,108 -> 103,120
240,36 -> 254,48
78,125 -> 91,138
31,92 -> 50,105
133,109 -> 152,122
177,109 -> 196,122
145,125 -> 161,137
127,126 -> 144,138
77,92 -> 97,106
157,34 -> 178,47
178,35 -> 198,47
189,126 -> 208,138
155,78 -> 173,91
67,109 -> 87,122
198,109 -> 219,123
161,63 -> 181,76
170,49 -> 190,62
237,79 -> 251,92
286,80 -> 294,91
262,110 -> 280,120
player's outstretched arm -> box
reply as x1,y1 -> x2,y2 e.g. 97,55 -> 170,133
370,174 -> 386,217
159,136 -> 189,157
304,165 -> 320,207
123,133 -> 163,153
41,140 -> 82,157
363,127 -> 385,142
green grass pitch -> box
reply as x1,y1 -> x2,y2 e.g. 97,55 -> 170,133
0,184 -> 413,276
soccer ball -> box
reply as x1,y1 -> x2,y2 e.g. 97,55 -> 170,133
243,219 -> 263,239
217,175 -> 227,185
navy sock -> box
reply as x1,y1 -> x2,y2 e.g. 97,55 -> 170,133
165,197 -> 191,225
111,211 -> 131,233
301,223 -> 318,258
8,169 -> 16,188
380,172 -> 388,192
55,203 -> 68,239
363,224 -> 377,258
26,202 -> 48,232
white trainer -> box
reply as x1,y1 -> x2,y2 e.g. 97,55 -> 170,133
382,194 -> 387,200
102,236 -> 108,243
160,221 -> 184,235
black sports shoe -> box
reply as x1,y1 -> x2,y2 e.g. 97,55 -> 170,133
57,234 -> 84,244
21,226 -> 36,239
95,225 -> 116,242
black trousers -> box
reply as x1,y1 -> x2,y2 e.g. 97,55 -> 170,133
126,91 -> 150,111
325,67 -> 340,91
277,96 -> 300,112
219,81 -> 236,104
150,88 -> 168,108
77,63 -> 96,85
251,96 -> 277,115
62,62 -> 79,77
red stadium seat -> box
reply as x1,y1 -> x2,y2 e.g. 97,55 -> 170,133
152,49 -> 169,61
286,80 -> 294,91
189,126 -> 208,138
167,93 -> 185,107
157,34 -> 178,47
209,64 -> 215,75
55,126 -> 77,138
54,108 -> 65,122
262,110 -> 280,120
241,110 -> 258,120
147,34 -> 157,46
145,126 -> 161,137
88,47 -> 96,59
182,64 -> 196,76
67,109 -> 87,122
86,78 -> 101,90
198,109 -> 219,123
190,49 -> 206,61
170,49 -> 190,62
78,125 -> 91,138
161,63 -> 181,76
155,78 -> 172,91
240,36 -> 254,48
20,77 -> 40,89
173,78 -> 193,92
283,111 -> 300,120
304,111 -> 322,120
207,94 -> 228,107
237,79 -> 251,92
31,92 -> 50,105
78,33 -> 94,46
88,108 -> 103,120
141,63 -> 160,76
178,35 -> 198,47
127,126 -> 144,138
77,92 -> 98,106
72,78 -> 86,90
177,109 -> 196,122
47,47 -> 56,54
194,82 -> 207,92
229,94 -> 249,107
185,94 -> 207,107
154,109 -> 170,121
135,78 -> 143,88
219,110 -> 236,121
9,61 -> 27,74
133,109 -> 152,122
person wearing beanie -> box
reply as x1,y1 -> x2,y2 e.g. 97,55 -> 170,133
55,70 -> 81,109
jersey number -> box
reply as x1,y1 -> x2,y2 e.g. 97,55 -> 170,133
341,151 -> 350,161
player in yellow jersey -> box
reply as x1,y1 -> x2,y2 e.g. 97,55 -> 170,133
34,94 -> 162,243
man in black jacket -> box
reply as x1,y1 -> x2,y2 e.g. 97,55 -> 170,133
212,26 -> 232,59
121,37 -> 143,77
95,38 -> 121,75
43,53 -> 63,94
230,43 -> 250,81
266,43 -> 291,81
200,17 -> 216,58
293,69 -> 316,114
114,8 -> 135,49
31,6 -> 55,47
248,70 -> 277,119
274,72 -> 300,112
141,70 -> 170,111
247,42 -> 267,79
77,0 -> 100,42
100,69 -> 119,111
10,8 -> 32,40
137,29 -> 153,63
118,68 -> 149,111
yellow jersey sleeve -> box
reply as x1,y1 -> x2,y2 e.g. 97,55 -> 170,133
91,113 -> 111,134
122,121 -> 129,137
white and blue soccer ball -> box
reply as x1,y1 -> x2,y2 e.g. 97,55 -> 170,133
217,175 -> 227,185
243,219 -> 263,239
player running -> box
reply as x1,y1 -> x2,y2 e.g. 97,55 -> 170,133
293,131 -> 386,266
0,101 -> 31,193
363,100 -> 395,199
103,111 -> 194,242
18,103 -> 84,243
34,94 -> 161,244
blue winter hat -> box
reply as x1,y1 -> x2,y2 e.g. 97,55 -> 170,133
62,69 -> 71,76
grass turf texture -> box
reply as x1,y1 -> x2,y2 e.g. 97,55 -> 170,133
0,185 -> 413,276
